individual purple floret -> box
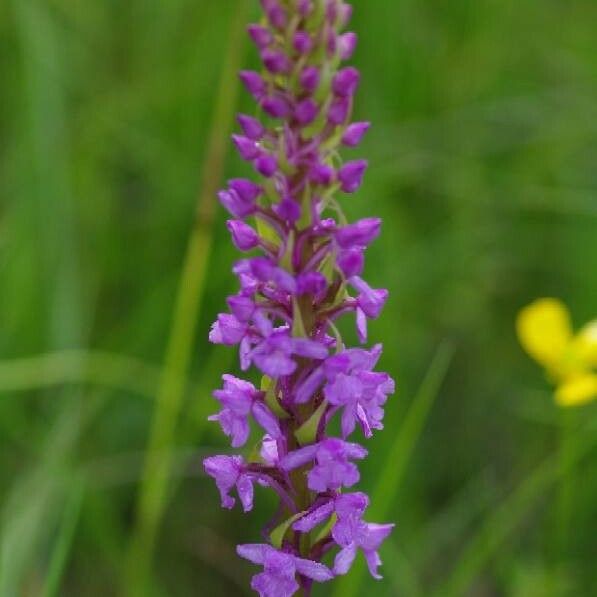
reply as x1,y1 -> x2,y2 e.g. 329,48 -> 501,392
237,544 -> 334,597
203,2 -> 395,595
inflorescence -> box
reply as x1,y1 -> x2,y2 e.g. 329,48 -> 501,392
204,2 -> 395,595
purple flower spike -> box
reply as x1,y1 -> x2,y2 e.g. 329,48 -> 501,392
342,121 -> 371,147
203,2 -> 396,593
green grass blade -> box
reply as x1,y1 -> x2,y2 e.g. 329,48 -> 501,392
42,479 -> 85,597
435,431 -> 597,597
0,350 -> 160,398
123,3 -> 250,594
333,341 -> 454,597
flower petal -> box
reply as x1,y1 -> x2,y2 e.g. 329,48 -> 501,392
293,501 -> 335,532
237,543 -> 268,565
279,444 -> 319,471
575,320 -> 597,367
294,557 -> 334,582
516,298 -> 572,370
237,474 -> 255,512
333,544 -> 358,575
555,374 -> 597,407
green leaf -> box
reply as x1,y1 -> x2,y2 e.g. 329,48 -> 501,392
256,216 -> 280,247
295,400 -> 328,445
261,376 -> 288,419
270,513 -> 305,549
312,513 -> 337,545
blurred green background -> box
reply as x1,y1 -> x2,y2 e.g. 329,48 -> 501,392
1,0 -> 596,595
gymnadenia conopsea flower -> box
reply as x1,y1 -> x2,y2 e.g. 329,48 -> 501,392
517,298 -> 597,407
203,2 -> 395,595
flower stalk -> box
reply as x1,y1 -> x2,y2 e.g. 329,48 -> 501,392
203,2 -> 395,595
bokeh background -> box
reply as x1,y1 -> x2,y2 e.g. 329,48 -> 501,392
1,0 -> 596,595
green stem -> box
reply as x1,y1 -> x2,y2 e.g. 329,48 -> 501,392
556,407 -> 575,562
122,4 -> 249,595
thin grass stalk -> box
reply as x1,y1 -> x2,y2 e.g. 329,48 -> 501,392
42,479 -> 85,597
435,430 -> 597,597
556,408 -> 575,562
0,350 -> 161,398
123,3 -> 249,594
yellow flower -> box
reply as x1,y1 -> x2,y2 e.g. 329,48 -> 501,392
516,298 -> 597,407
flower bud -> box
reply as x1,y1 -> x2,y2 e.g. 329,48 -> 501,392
293,31 -> 313,54
328,96 -> 350,125
338,248 -> 365,277
254,154 -> 278,178
275,198 -> 301,223
336,218 -> 381,248
247,24 -> 272,50
239,71 -> 266,98
338,32 -> 357,60
300,66 -> 321,92
295,99 -> 319,125
338,159 -> 368,193
232,135 -> 260,161
297,0 -> 313,16
261,0 -> 287,29
262,96 -> 291,118
237,114 -> 265,140
297,272 -> 327,296
342,122 -> 370,147
227,220 -> 260,251
229,179 -> 262,203
310,163 -> 335,186
261,49 -> 291,74
218,189 -> 255,218
333,67 -> 361,97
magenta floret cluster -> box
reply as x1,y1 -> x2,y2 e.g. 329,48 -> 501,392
203,2 -> 395,595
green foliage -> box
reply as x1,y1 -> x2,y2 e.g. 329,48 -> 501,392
1,1 -> 596,595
